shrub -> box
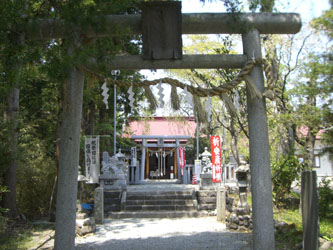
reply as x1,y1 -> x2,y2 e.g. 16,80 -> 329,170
272,155 -> 302,205
318,178 -> 333,218
0,186 -> 9,234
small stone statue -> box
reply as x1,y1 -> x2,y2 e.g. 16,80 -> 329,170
200,147 -> 212,173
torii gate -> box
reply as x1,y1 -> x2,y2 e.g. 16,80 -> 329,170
25,4 -> 301,250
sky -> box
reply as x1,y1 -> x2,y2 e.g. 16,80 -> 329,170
180,0 -> 330,23
139,0 -> 331,116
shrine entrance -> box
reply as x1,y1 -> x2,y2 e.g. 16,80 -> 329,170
147,148 -> 175,180
131,135 -> 191,182
24,1 -> 302,249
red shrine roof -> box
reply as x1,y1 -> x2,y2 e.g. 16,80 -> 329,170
298,125 -> 325,140
124,117 -> 197,140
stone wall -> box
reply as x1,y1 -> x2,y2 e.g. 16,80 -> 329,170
225,192 -> 253,231
196,189 -> 216,211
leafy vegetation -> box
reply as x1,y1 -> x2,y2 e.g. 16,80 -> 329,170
271,155 -> 301,205
0,222 -> 54,250
318,178 -> 333,218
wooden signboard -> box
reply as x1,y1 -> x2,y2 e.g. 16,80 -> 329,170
141,1 -> 182,60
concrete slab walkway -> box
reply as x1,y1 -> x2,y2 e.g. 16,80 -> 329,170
75,217 -> 253,250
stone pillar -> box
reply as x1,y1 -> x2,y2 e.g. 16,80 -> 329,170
301,171 -> 318,250
242,29 -> 275,250
140,140 -> 146,182
94,187 -> 104,224
217,187 -> 226,223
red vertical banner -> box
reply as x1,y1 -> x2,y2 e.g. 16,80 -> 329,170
178,147 -> 186,169
210,136 -> 222,183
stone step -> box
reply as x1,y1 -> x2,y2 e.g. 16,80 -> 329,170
104,191 -> 121,199
126,190 -> 193,196
104,204 -> 121,212
105,210 -> 209,219
198,197 -> 217,203
198,204 -> 216,210
105,199 -> 120,204
124,204 -> 195,211
197,190 -> 217,198
126,194 -> 193,200
126,199 -> 193,206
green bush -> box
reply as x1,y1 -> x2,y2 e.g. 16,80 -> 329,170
272,155 -> 302,205
0,185 -> 9,234
318,178 -> 333,218
16,126 -> 57,219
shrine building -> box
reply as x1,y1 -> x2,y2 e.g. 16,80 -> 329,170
124,117 -> 197,182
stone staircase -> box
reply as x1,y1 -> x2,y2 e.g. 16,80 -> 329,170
105,189 -> 208,219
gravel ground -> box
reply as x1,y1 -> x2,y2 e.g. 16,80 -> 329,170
75,217 -> 253,250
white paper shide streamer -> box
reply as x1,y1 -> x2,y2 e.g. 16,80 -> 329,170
183,85 -> 193,109
205,96 -> 212,123
127,84 -> 135,113
157,82 -> 165,108
235,89 -> 240,112
101,80 -> 109,109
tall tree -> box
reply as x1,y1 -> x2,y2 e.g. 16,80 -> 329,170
0,0 -> 27,217
310,1 -> 333,154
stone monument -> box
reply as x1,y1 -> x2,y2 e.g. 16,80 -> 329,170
99,150 -> 127,191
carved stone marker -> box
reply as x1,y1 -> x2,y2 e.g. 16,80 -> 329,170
94,187 -> 104,224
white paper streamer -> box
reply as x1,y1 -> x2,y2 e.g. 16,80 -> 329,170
157,82 -> 165,108
101,80 -> 109,109
205,96 -> 212,123
127,84 -> 135,113
183,85 -> 193,108
235,89 -> 240,112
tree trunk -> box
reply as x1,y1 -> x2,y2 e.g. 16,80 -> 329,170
54,65 -> 85,250
3,84 -> 20,218
87,100 -> 96,135
307,131 -> 316,169
229,120 -> 240,165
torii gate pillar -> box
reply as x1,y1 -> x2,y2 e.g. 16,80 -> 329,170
243,29 -> 275,250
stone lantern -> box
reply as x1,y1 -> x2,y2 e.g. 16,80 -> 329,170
199,147 -> 215,189
201,147 -> 212,173
99,150 -> 127,191
235,161 -> 250,215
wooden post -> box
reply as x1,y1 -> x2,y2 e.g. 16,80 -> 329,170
174,149 -> 177,177
146,148 -> 149,178
242,29 -> 275,250
176,139 -> 181,181
140,140 -> 146,183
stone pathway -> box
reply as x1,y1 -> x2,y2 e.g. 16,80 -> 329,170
75,217 -> 253,250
